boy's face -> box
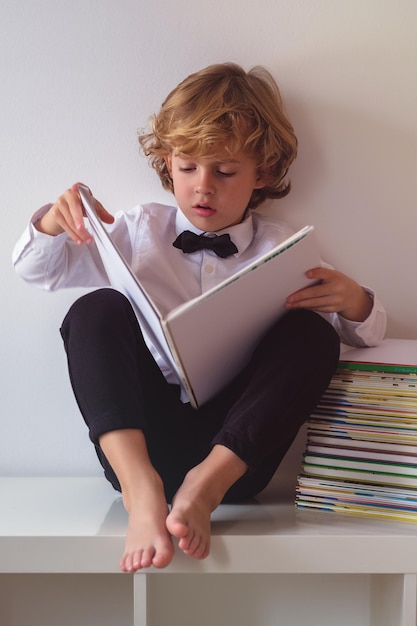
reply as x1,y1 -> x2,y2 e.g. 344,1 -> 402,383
165,151 -> 266,232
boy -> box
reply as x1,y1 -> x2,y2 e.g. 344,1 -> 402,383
13,63 -> 386,572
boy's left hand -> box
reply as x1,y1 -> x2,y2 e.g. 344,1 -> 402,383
286,267 -> 373,322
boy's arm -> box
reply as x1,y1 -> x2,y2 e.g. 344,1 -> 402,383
13,185 -> 114,292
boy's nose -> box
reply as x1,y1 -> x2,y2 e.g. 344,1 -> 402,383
196,172 -> 215,195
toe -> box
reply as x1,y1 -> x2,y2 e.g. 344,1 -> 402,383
139,548 -> 155,569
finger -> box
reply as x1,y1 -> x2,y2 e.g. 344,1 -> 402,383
51,196 -> 92,244
95,200 -> 115,224
71,182 -> 88,194
72,183 -> 114,225
306,266 -> 333,281
66,186 -> 89,230
287,294 -> 343,313
287,283 -> 329,304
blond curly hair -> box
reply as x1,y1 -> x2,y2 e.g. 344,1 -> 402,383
139,63 -> 297,209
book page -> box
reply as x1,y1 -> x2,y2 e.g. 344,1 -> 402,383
78,185 -> 183,382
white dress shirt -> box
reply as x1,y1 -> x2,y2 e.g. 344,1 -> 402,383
13,202 -> 387,399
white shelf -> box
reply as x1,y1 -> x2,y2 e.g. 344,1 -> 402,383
1,477 -> 417,625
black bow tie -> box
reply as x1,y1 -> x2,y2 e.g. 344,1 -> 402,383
173,230 -> 238,258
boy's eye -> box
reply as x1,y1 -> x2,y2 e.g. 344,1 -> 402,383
177,161 -> 236,177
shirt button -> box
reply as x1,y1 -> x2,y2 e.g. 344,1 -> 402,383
204,264 -> 214,274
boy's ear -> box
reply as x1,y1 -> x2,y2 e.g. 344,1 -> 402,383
254,169 -> 268,189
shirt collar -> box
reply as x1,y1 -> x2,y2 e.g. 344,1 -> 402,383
174,208 -> 254,257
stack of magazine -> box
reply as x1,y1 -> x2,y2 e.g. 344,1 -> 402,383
296,339 -> 417,521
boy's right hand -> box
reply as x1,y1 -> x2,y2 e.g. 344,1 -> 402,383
35,183 -> 115,244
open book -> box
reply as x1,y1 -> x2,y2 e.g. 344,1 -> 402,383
79,185 -> 320,408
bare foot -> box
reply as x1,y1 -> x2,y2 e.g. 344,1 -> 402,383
166,474 -> 212,560
166,445 -> 248,561
120,473 -> 174,572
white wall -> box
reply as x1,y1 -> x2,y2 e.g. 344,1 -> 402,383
2,0 -> 417,478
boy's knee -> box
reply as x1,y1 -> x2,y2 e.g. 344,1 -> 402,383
60,288 -> 132,339
302,309 -> 339,350
279,310 -> 340,370
287,309 -> 338,343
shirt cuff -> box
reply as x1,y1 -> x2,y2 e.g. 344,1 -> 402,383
12,205 -> 66,267
335,287 -> 387,347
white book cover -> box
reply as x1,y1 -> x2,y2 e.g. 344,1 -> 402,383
340,339 -> 417,369
307,443 -> 417,465
304,454 -> 417,476
307,435 -> 417,456
302,464 -> 417,488
79,185 -> 320,408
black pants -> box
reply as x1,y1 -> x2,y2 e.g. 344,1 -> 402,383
60,288 -> 340,503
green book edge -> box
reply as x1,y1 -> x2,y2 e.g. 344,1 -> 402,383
338,361 -> 417,375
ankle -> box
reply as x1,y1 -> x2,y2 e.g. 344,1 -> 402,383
122,468 -> 165,513
180,446 -> 247,511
